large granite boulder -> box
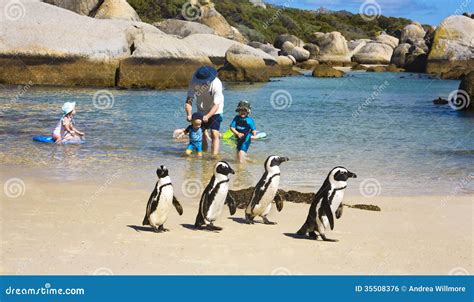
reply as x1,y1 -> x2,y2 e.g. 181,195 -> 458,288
391,43 -> 411,67
391,43 -> 427,72
312,65 -> 344,78
248,42 -> 279,57
154,19 -> 215,37
303,43 -> 320,59
352,42 -> 394,64
42,0 -> 101,15
196,1 -> 246,43
0,1 -> 221,89
427,15 -> 474,79
408,38 -> 429,53
218,44 -> 274,82
375,33 -> 399,48
400,23 -> 426,44
248,41 -> 263,48
268,56 -> 297,77
348,39 -> 370,57
404,46 -> 427,72
456,71 -> 474,111
297,59 -> 319,70
259,43 -> 279,57
95,0 -> 140,21
280,41 -> 310,62
310,32 -> 351,65
118,26 -> 212,89
183,34 -> 276,66
0,1 -> 138,87
274,34 -> 305,49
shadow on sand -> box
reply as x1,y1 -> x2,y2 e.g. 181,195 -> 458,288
127,225 -> 156,233
181,224 -> 222,233
228,217 -> 263,224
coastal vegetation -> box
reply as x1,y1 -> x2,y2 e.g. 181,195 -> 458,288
128,0 -> 413,41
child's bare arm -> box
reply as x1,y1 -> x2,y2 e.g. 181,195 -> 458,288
64,122 -> 76,135
250,130 -> 257,139
71,125 -> 84,136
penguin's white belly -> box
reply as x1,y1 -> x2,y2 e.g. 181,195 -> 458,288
320,190 -> 345,230
149,186 -> 173,226
330,190 -> 345,213
206,183 -> 228,222
252,177 -> 279,216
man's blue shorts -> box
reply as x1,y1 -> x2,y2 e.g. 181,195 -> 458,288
187,142 -> 203,153
237,134 -> 251,152
202,114 -> 222,131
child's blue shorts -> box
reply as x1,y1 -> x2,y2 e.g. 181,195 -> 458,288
237,135 -> 251,152
187,142 -> 203,153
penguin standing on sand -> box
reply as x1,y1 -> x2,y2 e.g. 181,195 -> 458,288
142,166 -> 183,232
296,167 -> 356,241
245,155 -> 289,224
194,161 -> 237,231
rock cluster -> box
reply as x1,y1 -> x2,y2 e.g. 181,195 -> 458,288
1,1 -> 472,88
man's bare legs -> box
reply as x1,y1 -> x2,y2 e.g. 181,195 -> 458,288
202,129 -> 220,156
211,130 -> 220,156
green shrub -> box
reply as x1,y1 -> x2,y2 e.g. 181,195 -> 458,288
128,0 -> 412,42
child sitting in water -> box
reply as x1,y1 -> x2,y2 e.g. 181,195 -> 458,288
180,112 -> 204,157
230,101 -> 257,163
52,102 -> 85,144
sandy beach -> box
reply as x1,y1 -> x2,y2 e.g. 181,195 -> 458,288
1,177 -> 472,275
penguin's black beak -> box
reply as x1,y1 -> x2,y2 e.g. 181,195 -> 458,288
229,167 -> 235,175
348,171 -> 357,178
278,157 -> 289,164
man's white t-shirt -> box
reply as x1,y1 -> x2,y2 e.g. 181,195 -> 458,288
187,77 -> 224,115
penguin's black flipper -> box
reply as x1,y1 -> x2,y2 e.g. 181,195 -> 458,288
225,193 -> 237,215
321,196 -> 335,230
173,196 -> 184,215
143,186 -> 158,225
195,184 -> 211,228
335,203 -> 343,219
274,193 -> 284,212
247,173 -> 268,211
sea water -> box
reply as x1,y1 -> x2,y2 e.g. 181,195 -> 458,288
1,72 -> 473,196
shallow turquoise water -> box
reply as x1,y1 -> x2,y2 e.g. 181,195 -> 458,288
1,72 -> 473,196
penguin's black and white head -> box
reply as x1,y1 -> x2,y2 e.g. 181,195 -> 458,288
264,155 -> 289,173
328,166 -> 357,188
215,161 -> 235,177
156,165 -> 169,179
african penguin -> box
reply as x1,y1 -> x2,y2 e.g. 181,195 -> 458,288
194,161 -> 236,231
142,166 -> 183,232
245,155 -> 289,225
296,166 -> 356,241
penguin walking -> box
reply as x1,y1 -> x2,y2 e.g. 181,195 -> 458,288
142,166 -> 183,232
296,167 -> 356,241
194,161 -> 236,231
245,155 -> 289,225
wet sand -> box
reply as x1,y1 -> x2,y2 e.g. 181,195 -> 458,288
0,177 -> 472,275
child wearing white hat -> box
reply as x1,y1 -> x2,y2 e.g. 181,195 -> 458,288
52,102 -> 85,143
